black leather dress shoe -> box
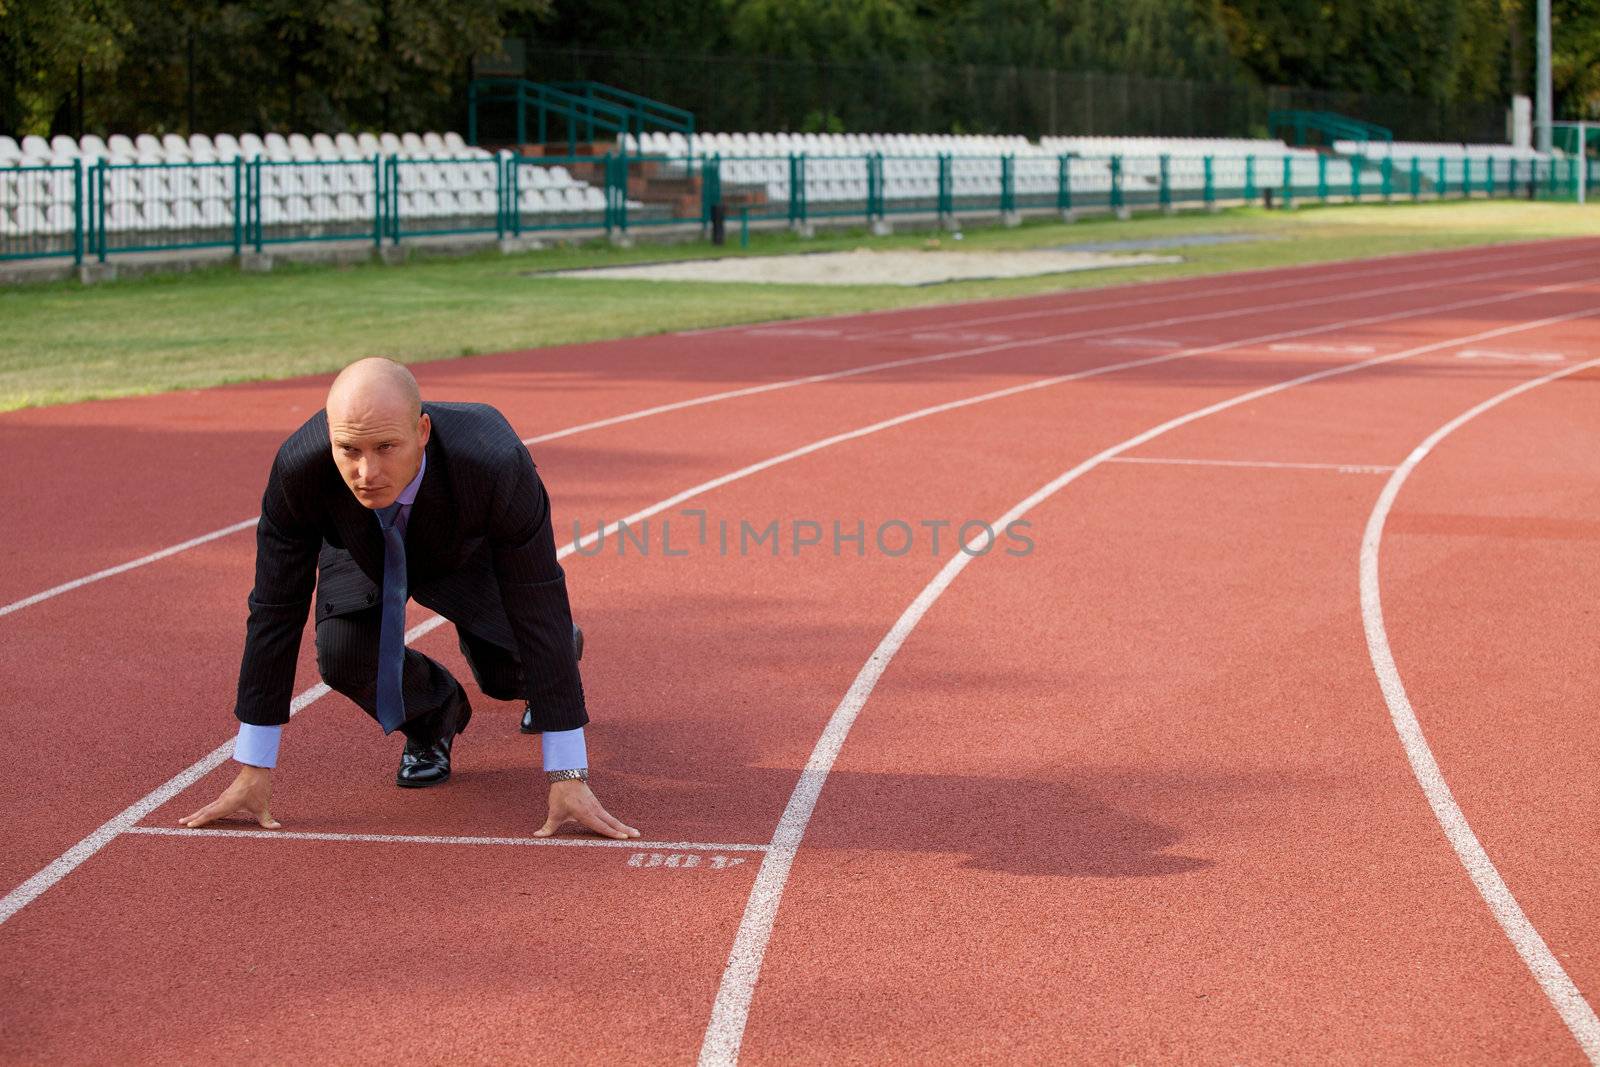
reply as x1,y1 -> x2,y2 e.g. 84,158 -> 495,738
522,623 -> 584,734
397,690 -> 472,788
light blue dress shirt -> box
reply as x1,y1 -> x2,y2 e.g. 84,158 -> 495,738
233,451 -> 587,773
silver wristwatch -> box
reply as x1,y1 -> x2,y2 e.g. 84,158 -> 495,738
547,767 -> 589,784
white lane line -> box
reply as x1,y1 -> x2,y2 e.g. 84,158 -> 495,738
2,277 -> 1594,930
1360,357 -> 1600,1063
675,236 -> 1597,340
696,302 -> 1600,1067
0,518 -> 259,620
1270,342 -> 1378,355
0,681 -> 329,926
125,826 -> 769,852
1107,457 -> 1396,474
845,238 -> 1590,340
1086,336 -> 1187,349
1,248 -> 1583,621
1457,348 -> 1568,364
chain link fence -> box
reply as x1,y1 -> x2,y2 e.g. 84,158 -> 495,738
519,47 -> 1507,144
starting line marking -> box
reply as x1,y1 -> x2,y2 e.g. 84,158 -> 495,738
125,825 -> 769,852
1457,348 -> 1568,364
1107,456 -> 1396,474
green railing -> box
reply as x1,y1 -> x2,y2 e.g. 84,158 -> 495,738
469,78 -> 695,155
2,151 -> 1583,268
548,81 -> 695,147
1269,109 -> 1393,146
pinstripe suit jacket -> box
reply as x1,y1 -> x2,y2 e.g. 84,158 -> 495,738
233,401 -> 587,732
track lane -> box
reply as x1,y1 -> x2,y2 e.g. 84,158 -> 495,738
4,265 -> 1591,901
2,239 -> 1589,607
719,305 -> 1600,1063
1364,358 -> 1600,1056
1,255 -> 1597,1064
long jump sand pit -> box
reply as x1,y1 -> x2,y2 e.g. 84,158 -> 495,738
550,247 -> 1181,287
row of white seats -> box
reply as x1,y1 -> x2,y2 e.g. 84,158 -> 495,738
0,130 -> 491,168
626,130 -> 1042,158
1333,139 -> 1554,161
1041,136 -> 1317,158
0,185 -> 614,238
1,160 -> 599,215
743,153 -> 1532,202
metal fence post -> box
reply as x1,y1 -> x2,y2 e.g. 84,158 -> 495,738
868,153 -> 883,223
226,156 -> 240,255
1058,154 -> 1073,215
1001,154 -> 1015,215
1317,153 -> 1328,202
1110,155 -> 1123,213
934,153 -> 947,222
1410,157 -> 1421,201
1436,157 -> 1447,199
1280,154 -> 1292,209
1380,157 -> 1392,201
387,156 -> 400,244
1158,154 -> 1171,212
698,153 -> 720,231
371,155 -> 383,248
72,160 -> 84,266
787,154 -> 806,227
495,154 -> 508,241
1204,155 -> 1215,209
96,159 -> 108,263
1243,155 -> 1256,205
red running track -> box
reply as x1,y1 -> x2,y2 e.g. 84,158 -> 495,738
1,237 -> 1598,1064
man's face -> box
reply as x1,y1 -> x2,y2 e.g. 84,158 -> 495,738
328,405 -> 431,510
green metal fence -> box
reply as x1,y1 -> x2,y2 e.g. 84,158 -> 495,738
2,151 -> 1587,268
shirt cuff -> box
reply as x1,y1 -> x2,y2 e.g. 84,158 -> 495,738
234,723 -> 283,769
541,727 -> 588,772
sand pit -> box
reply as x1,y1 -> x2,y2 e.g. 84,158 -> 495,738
550,248 -> 1181,287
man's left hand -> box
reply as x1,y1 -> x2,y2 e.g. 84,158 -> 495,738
534,780 -> 639,840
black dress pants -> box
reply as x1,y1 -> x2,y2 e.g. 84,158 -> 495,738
314,607 -> 524,741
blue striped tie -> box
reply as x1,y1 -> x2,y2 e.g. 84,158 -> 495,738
375,501 -> 407,734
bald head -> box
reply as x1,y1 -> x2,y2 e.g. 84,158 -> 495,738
326,358 -> 430,510
327,357 -> 420,423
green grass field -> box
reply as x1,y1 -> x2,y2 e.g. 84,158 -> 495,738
2,200 -> 1597,412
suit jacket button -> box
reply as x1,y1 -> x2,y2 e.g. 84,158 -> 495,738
366,593 -> 377,604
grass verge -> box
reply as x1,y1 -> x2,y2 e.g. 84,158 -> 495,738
3,200 -> 1597,411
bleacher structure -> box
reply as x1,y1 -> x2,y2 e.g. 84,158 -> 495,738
0,128 -> 620,258
2,123 -> 1585,269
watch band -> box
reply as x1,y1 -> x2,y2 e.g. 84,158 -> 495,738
547,767 -> 589,784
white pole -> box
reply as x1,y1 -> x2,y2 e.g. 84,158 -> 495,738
1536,0 -> 1553,155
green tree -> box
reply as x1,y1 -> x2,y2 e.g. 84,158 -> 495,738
0,0 -> 128,136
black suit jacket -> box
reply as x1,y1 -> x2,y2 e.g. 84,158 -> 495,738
233,401 -> 587,732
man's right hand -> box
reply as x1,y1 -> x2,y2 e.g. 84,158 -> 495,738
180,765 -> 282,829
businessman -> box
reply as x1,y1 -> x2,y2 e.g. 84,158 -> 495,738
182,357 -> 637,840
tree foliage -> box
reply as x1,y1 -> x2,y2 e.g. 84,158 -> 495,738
3,0 -> 1592,138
